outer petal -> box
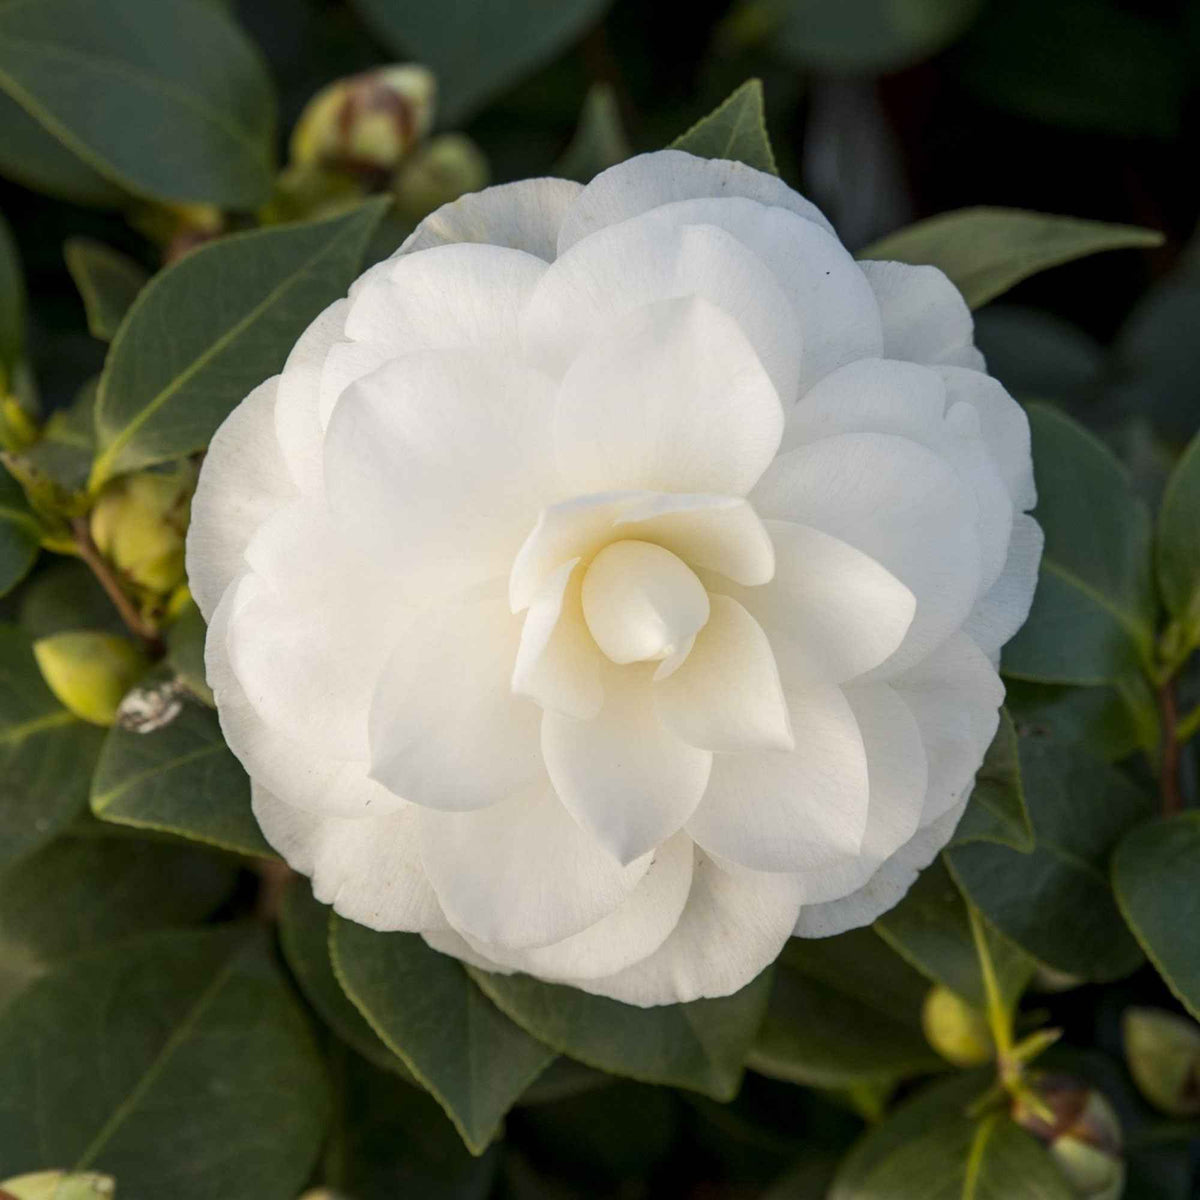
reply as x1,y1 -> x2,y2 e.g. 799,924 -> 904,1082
686,682 -> 869,874
253,785 -> 445,931
368,582 -> 543,812
556,149 -> 834,251
417,782 -> 650,950
186,377 -> 295,622
655,596 -> 793,752
324,349 -> 559,598
542,663 -> 712,866
554,296 -> 783,496
583,850 -> 805,1007
859,260 -> 984,370
965,514 -> 1044,660
401,176 -> 585,261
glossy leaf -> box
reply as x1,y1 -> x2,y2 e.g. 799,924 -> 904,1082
0,623 -> 105,875
91,198 -> 391,486
1003,404 -> 1156,685
1005,679 -> 1144,763
0,928 -> 330,1196
471,963 -> 772,1102
951,710 -> 1033,850
331,919 -> 556,1154
164,598 -> 214,704
0,0 -> 276,208
749,929 -> 941,1088
0,463 -> 40,599
65,238 -> 150,342
17,558 -> 125,639
1112,813 -> 1200,1020
90,696 -> 272,858
672,79 -> 777,175
19,378 -> 98,496
351,0 -> 611,124
946,735 -> 1153,980
1157,431 -> 1200,648
860,208 -> 1162,309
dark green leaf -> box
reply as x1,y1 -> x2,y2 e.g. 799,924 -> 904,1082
749,930 -> 940,1088
0,834 -> 237,1008
471,963 -> 771,1102
0,209 -> 25,382
164,598 -> 213,704
860,209 -> 1162,310
90,696 -> 272,858
555,83 -> 631,184
331,918 -> 555,1153
18,558 -> 125,639
0,928 -> 329,1196
351,0 -> 611,124
1005,679 -> 1145,762
946,736 -> 1153,980
64,238 -> 150,343
278,881 -> 413,1079
952,710 -> 1033,850
0,0 -> 276,208
1112,813 -> 1200,1020
0,622 -> 105,875
672,79 -> 777,175
91,199 -> 391,485
1003,404 -> 1156,685
829,1073 -> 1073,1199
1157,431 -> 1200,650
0,463 -> 40,599
19,378 -> 98,496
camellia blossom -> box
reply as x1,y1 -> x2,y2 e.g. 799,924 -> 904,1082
187,150 -> 1042,1007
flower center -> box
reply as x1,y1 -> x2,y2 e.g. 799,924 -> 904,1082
580,539 -> 710,668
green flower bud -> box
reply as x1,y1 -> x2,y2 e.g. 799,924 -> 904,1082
0,1171 -> 114,1200
291,65 -> 436,174
392,133 -> 490,223
1014,1075 -> 1124,1200
90,466 -> 195,594
258,162 -> 368,226
921,985 -> 993,1066
34,631 -> 148,727
1123,1007 -> 1200,1117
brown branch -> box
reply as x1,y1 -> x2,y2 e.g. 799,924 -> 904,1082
1159,679 -> 1183,816
70,515 -> 162,652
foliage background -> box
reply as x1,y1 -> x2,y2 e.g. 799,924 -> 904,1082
1,0 -> 1199,1197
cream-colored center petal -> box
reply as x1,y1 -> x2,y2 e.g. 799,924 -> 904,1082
581,540 -> 709,666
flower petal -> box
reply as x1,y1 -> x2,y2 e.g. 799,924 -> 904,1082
418,782 -> 650,949
542,663 -> 712,865
965,513 -> 1044,661
655,595 -> 793,753
554,295 -> 783,496
186,376 -> 295,622
686,683 -> 870,874
368,582 -> 543,812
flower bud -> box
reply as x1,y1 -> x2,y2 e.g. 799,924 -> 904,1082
1123,1007 -> 1200,1117
90,466 -> 195,594
921,985 -> 993,1066
258,163 -> 368,226
34,631 -> 148,727
291,65 -> 436,175
0,1171 -> 115,1199
1014,1075 -> 1124,1200
391,133 -> 489,223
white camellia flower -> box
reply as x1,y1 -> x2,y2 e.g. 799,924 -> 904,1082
187,150 -> 1042,1007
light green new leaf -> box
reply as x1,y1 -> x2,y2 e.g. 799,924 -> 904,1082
0,928 -> 329,1196
951,710 -> 1033,850
470,962 -> 772,1102
1003,404 -> 1156,686
555,83 -> 631,183
331,918 -> 555,1154
91,696 -> 272,858
0,463 -> 40,598
0,1171 -> 114,1200
91,198 -> 391,486
672,79 -> 777,175
829,1073 -> 1073,1199
1112,813 -> 1200,1021
749,929 -> 941,1088
0,209 -> 25,383
0,623 -> 105,875
352,0 -> 612,124
0,0 -> 276,209
65,238 -> 150,343
1156,431 -> 1200,649
0,833 -> 237,1008
859,208 -> 1162,309
946,736 -> 1153,980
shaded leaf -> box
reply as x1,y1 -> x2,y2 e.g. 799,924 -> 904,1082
90,695 -> 272,858
952,710 -> 1033,850
164,598 -> 213,704
1157,430 -> 1200,649
331,919 -> 555,1154
555,83 -> 631,183
19,378 -> 98,495
91,198 -> 390,486
0,0 -> 276,208
0,928 -> 330,1196
860,208 -> 1162,309
64,238 -> 150,342
0,463 -> 40,599
1005,679 -> 1144,763
18,558 -> 125,639
1112,813 -> 1200,1020
0,209 -> 25,382
672,79 -> 777,175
